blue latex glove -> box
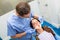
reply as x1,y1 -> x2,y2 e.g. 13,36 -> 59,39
25,29 -> 35,34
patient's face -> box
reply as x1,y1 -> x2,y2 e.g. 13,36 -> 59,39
31,19 -> 40,29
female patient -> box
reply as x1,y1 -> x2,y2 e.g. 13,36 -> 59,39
30,18 -> 55,40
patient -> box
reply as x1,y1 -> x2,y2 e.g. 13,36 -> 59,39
30,18 -> 55,40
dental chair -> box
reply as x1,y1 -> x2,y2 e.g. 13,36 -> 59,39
0,37 -> 2,40
42,20 -> 60,40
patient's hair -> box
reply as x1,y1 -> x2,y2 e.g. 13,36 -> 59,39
30,18 -> 40,29
30,18 -> 55,36
42,26 -> 55,36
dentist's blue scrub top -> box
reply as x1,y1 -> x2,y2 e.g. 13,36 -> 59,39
7,11 -> 43,40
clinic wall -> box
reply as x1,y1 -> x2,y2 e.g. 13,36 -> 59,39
36,0 -> 60,26
0,0 -> 33,16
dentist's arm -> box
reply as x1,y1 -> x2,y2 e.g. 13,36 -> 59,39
11,32 -> 26,38
11,29 -> 35,38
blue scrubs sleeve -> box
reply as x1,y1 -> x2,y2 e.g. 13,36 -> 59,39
7,23 -> 16,36
30,11 -> 34,17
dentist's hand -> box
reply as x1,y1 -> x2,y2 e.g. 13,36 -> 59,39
25,29 -> 35,34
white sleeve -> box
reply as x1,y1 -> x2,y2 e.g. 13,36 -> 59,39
38,31 -> 55,40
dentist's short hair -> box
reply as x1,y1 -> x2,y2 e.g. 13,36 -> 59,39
16,2 -> 30,16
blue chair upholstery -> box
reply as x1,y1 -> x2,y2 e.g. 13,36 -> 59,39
9,38 -> 18,40
0,37 -> 2,40
42,20 -> 60,36
42,20 -> 60,40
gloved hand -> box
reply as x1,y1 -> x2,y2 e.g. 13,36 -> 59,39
25,29 -> 35,34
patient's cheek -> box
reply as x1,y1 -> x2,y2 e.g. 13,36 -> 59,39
33,24 -> 37,28
35,26 -> 40,29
